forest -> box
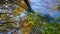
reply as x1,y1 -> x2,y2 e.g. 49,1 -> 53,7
0,0 -> 60,34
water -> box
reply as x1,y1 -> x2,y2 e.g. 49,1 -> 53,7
30,0 -> 60,18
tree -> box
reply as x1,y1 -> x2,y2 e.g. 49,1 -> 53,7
25,12 -> 60,34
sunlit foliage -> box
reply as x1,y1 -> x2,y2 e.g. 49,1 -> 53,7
0,0 -> 60,34
25,12 -> 60,34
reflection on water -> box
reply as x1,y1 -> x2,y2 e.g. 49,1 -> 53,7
0,0 -> 60,34
30,0 -> 60,18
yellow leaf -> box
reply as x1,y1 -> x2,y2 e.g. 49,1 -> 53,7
12,7 -> 24,16
19,0 -> 28,9
53,6 -> 59,10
